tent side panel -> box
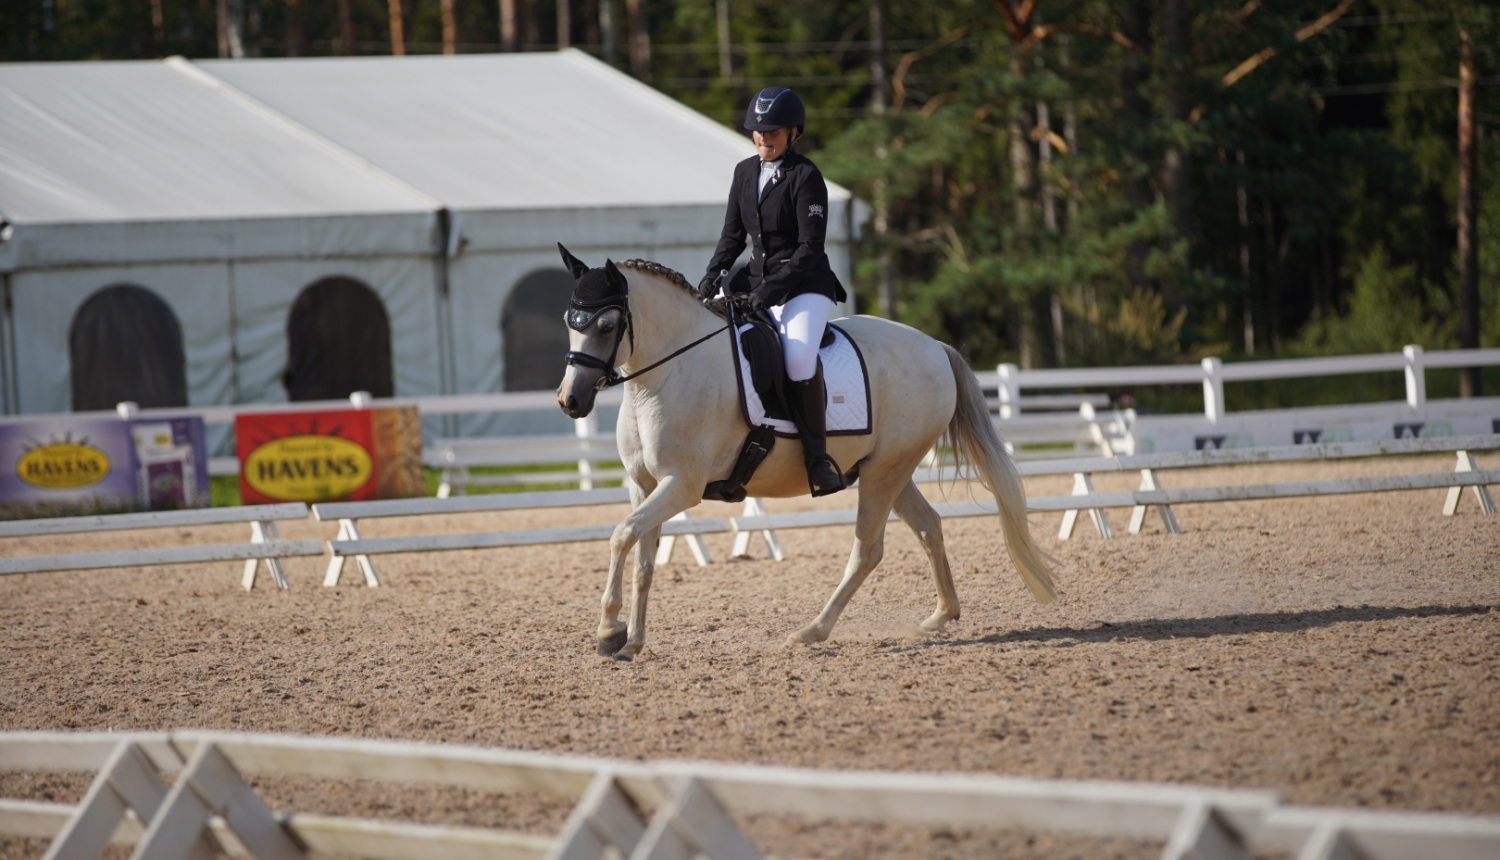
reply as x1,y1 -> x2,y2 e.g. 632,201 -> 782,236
230,256 -> 443,408
9,263 -> 234,415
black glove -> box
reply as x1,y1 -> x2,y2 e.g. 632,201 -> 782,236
746,291 -> 769,313
696,274 -> 716,300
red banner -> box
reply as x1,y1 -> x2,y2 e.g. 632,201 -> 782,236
235,406 -> 423,504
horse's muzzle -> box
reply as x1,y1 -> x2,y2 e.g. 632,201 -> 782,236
557,367 -> 603,418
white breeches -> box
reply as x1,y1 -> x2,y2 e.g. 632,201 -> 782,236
770,293 -> 835,382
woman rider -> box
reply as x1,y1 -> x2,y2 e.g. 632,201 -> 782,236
697,86 -> 848,497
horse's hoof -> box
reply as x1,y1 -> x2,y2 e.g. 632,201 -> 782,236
786,627 -> 826,645
597,629 -> 628,656
919,613 -> 953,633
609,650 -> 634,663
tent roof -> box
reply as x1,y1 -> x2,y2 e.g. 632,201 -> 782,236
0,58 -> 438,225
1,51 -> 848,229
202,51 -> 808,211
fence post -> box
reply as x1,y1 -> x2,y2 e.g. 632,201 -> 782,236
1403,345 -> 1426,410
576,414 -> 599,491
1200,358 -> 1224,424
997,363 -> 1020,419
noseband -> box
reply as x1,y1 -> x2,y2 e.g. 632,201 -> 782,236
563,277 -> 727,389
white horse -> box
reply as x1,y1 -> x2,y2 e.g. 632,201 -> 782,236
555,250 -> 1056,659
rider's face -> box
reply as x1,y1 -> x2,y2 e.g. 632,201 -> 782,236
753,127 -> 792,161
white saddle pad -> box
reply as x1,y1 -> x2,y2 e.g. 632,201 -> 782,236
730,321 -> 872,437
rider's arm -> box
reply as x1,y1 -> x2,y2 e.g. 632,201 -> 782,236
750,164 -> 829,309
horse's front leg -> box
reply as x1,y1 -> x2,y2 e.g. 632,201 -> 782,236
597,475 -> 655,655
598,475 -> 695,660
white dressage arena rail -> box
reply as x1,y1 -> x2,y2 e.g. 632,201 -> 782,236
320,435 -> 1498,566
314,488 -> 782,585
0,504 -> 321,589
1,730 -> 1496,860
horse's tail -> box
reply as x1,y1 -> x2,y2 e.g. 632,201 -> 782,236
941,344 -> 1058,603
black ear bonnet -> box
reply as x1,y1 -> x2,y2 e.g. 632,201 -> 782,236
558,244 -> 629,332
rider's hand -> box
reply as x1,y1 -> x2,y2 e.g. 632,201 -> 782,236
696,273 -> 720,300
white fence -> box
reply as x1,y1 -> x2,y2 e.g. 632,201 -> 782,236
1,730 -> 1496,860
0,504 -> 321,589
320,435 -> 1498,566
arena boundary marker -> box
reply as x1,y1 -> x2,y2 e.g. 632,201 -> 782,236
0,503 -> 320,589
320,436 -> 1497,565
2,730 -> 1497,860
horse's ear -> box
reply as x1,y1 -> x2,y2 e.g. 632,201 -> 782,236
603,259 -> 628,295
558,243 -> 590,281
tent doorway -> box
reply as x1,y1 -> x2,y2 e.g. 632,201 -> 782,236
69,284 -> 188,411
283,276 -> 394,401
501,268 -> 574,392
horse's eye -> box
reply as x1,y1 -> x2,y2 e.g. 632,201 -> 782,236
599,320 -> 615,333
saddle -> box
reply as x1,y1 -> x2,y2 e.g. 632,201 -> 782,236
737,309 -> 835,421
701,306 -> 834,505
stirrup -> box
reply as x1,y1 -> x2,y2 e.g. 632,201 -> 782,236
806,453 -> 847,497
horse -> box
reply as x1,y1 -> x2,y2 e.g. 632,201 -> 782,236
555,249 -> 1056,659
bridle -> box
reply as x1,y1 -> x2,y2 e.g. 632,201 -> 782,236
563,279 -> 728,390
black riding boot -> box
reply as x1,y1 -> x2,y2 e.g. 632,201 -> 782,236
789,363 -> 847,497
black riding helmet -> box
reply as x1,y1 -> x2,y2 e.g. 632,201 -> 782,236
743,86 -> 806,136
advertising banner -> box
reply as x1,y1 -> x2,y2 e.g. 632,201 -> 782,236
236,406 -> 423,504
129,418 -> 211,510
0,416 -> 208,519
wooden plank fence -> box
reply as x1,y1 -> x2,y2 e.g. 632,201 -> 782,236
1,730 -> 1495,860
0,504 -> 321,589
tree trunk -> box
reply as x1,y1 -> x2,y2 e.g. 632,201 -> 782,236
716,0 -> 731,77
284,0 -> 305,55
1115,0 -> 1152,289
871,4 -> 893,318
624,0 -> 649,79
1237,149 -> 1255,354
440,0 -> 457,54
217,0 -> 245,58
386,0 -> 405,55
1457,22 -> 1481,396
150,0 -> 165,45
1008,56 -> 1033,232
499,0 -> 517,51
557,0 -> 570,49
599,0 -> 616,65
524,0 -> 539,50
336,0 -> 355,54
585,0 -> 599,51
1161,0 -> 1193,242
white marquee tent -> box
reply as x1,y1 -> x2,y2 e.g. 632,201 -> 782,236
0,51 -> 862,435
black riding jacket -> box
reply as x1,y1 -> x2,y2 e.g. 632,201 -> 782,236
705,150 -> 848,308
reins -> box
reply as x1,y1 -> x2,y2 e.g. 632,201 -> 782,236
565,300 -> 728,389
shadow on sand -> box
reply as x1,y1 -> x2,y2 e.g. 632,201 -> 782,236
875,603 -> 1498,653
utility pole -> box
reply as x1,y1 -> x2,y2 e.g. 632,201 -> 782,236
1457,19 -> 1481,396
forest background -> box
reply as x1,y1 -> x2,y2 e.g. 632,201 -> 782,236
4,0 -> 1497,407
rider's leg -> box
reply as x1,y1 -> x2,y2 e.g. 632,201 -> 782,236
774,293 -> 846,496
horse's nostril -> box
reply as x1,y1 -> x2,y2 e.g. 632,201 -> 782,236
566,395 -> 578,411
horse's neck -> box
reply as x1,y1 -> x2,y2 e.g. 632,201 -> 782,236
621,275 -> 725,383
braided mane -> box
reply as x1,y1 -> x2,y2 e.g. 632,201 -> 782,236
619,259 -> 694,295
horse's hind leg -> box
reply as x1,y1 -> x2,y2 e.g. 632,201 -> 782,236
893,480 -> 959,632
790,468 -> 907,644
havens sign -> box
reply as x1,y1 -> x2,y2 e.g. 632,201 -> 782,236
235,406 -> 422,504
17,442 -> 111,489
243,435 -> 372,500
